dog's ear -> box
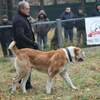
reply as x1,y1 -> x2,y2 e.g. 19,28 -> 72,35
74,47 -> 80,55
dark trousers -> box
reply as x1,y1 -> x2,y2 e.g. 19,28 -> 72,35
77,30 -> 86,46
26,74 -> 32,89
37,34 -> 47,50
19,74 -> 32,89
64,28 -> 73,43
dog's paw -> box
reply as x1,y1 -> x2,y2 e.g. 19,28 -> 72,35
23,90 -> 27,94
46,90 -> 52,95
10,90 -> 16,95
8,87 -> 15,94
72,86 -> 78,90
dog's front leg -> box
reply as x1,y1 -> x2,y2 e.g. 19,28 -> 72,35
60,70 -> 77,90
46,77 -> 53,94
11,79 -> 17,94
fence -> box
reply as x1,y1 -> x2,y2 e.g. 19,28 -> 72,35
0,17 -> 86,57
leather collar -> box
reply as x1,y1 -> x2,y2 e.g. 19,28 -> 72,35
66,48 -> 72,62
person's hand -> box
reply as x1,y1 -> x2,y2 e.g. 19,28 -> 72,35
33,42 -> 39,49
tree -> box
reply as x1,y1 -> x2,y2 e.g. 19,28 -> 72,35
7,0 -> 13,20
81,0 -> 85,11
40,0 -> 44,8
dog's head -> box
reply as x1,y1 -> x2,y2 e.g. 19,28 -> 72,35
67,46 -> 85,62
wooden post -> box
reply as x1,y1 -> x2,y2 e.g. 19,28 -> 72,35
56,19 -> 64,48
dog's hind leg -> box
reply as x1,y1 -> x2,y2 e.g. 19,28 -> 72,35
11,73 -> 23,94
11,78 -> 17,94
21,71 -> 31,93
11,69 -> 28,94
60,70 -> 77,90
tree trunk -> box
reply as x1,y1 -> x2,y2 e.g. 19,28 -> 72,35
81,0 -> 85,12
40,0 -> 44,9
54,0 -> 57,5
7,0 -> 13,20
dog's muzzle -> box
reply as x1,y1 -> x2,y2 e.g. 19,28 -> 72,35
77,51 -> 85,62
78,58 -> 84,62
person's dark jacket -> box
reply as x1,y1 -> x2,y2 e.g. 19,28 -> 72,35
61,11 -> 75,29
92,10 -> 100,16
90,4 -> 100,16
0,20 -> 13,57
75,13 -> 85,30
0,20 -> 12,43
12,11 -> 36,49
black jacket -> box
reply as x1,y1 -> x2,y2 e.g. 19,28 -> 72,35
60,12 -> 75,29
12,11 -> 36,49
92,9 -> 100,16
0,21 -> 13,43
92,4 -> 100,16
75,13 -> 85,30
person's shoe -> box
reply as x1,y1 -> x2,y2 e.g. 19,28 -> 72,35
26,83 -> 33,90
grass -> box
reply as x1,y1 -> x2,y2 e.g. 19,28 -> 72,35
0,46 -> 100,100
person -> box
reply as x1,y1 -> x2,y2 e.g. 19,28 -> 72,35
0,15 -> 13,57
61,7 -> 75,44
75,8 -> 86,47
35,9 -> 50,50
12,1 -> 38,90
92,4 -> 100,16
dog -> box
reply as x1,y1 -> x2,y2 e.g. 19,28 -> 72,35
9,41 -> 85,94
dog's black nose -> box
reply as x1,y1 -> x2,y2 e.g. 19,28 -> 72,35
78,58 -> 84,62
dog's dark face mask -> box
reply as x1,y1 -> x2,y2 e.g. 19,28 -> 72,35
76,50 -> 85,62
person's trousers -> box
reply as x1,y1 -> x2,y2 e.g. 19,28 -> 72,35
77,30 -> 86,46
37,34 -> 47,50
25,74 -> 32,89
64,28 -> 73,43
19,73 -> 32,90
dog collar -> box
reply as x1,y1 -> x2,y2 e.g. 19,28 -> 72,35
66,48 -> 72,62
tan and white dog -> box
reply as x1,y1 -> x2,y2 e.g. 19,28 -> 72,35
9,41 -> 85,94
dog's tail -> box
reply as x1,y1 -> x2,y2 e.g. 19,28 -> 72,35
8,41 -> 18,55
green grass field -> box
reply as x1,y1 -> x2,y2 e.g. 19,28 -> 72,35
0,46 -> 100,100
